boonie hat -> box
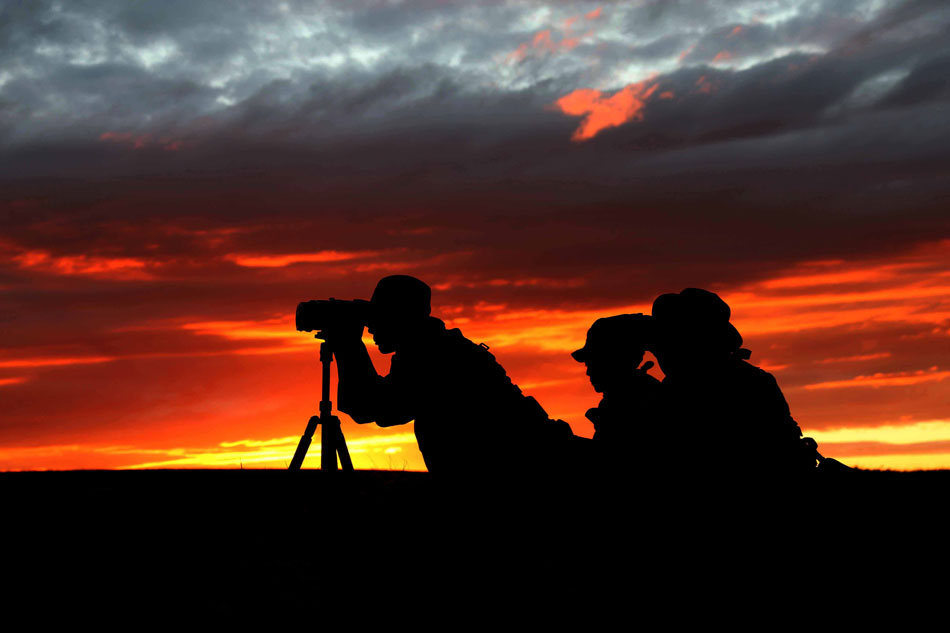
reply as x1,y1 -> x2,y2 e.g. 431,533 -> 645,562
370,275 -> 432,319
651,288 -> 742,351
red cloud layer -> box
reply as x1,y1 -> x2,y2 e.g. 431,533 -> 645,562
3,237 -> 950,471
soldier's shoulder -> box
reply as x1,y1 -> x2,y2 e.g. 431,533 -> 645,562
421,319 -> 469,351
734,358 -> 775,378
437,326 -> 505,367
733,360 -> 793,415
728,359 -> 782,390
440,325 -> 484,352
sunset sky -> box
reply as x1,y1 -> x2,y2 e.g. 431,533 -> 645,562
2,0 -> 950,471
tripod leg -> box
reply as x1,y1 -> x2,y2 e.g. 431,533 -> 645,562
336,422 -> 354,472
321,412 -> 337,471
289,415 -> 320,471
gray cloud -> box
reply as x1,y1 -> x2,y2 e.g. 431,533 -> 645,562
1,0 -> 949,313
2,0 -> 921,144
878,54 -> 950,108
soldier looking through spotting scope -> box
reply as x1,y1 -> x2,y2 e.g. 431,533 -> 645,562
300,275 -> 575,480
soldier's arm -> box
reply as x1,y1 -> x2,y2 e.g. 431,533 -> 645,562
334,338 -> 413,427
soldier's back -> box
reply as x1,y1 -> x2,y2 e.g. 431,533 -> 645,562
404,320 -> 559,477
724,360 -> 803,469
661,358 -> 803,481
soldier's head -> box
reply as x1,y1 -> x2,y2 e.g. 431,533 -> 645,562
651,288 -> 743,376
572,314 -> 654,393
367,275 -> 432,353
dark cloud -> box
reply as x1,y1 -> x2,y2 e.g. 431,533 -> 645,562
878,54 -> 950,108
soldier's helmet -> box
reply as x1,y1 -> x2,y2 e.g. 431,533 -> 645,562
651,288 -> 743,353
571,313 -> 655,363
369,275 -> 432,323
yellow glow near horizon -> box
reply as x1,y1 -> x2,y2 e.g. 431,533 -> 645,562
834,453 -> 950,471
0,433 -> 425,472
808,420 -> 950,445
116,432 -> 422,470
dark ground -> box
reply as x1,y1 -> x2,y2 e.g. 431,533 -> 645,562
3,468 -> 948,619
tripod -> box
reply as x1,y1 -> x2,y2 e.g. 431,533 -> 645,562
288,336 -> 354,471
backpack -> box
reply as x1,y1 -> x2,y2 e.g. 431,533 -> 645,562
446,330 -> 574,441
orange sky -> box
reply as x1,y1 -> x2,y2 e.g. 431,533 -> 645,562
2,1 -> 950,473
2,238 -> 949,472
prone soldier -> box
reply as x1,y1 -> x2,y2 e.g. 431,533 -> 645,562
318,275 -> 575,482
572,314 -> 662,477
650,288 -> 815,483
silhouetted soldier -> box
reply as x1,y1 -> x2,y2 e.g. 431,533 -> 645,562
650,288 -> 812,483
325,275 -> 574,482
572,314 -> 662,474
